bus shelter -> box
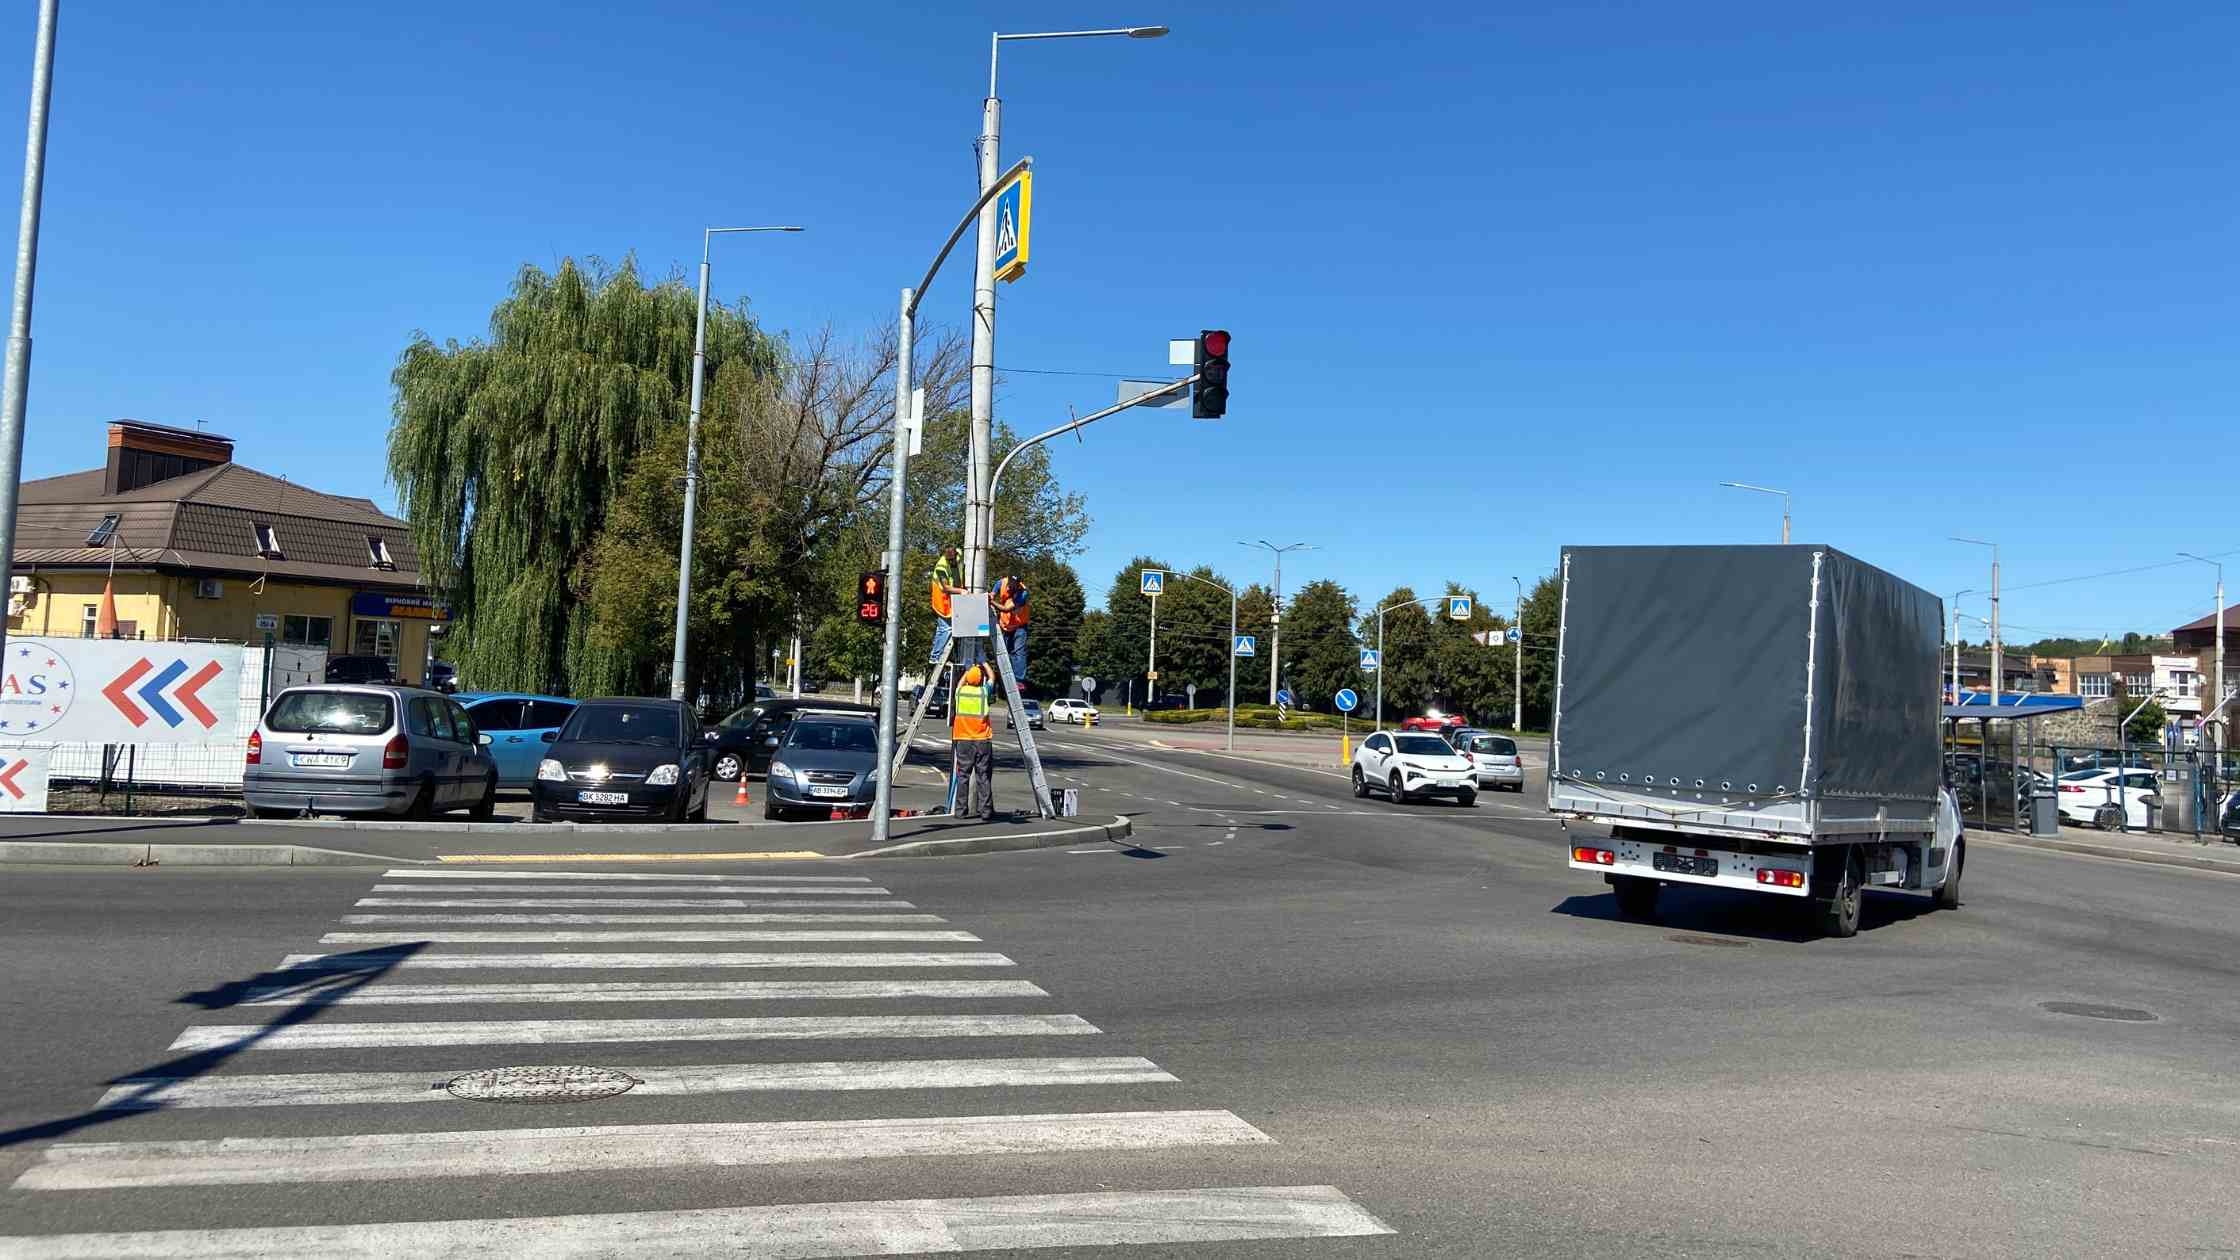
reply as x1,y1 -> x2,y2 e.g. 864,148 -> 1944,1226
1942,695 -> 2083,836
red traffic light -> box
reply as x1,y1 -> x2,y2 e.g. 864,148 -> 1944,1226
1201,329 -> 1230,357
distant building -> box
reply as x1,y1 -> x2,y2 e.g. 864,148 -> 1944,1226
6,420 -> 446,680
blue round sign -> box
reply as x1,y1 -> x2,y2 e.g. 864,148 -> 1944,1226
1275,688 -> 1294,707
1333,688 -> 1359,713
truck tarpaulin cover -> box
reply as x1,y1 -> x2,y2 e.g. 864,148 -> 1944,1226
1555,545 -> 1944,820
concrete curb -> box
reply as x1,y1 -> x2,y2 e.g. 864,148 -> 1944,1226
847,815 -> 1133,860
1976,833 -> 2240,877
0,840 -> 423,867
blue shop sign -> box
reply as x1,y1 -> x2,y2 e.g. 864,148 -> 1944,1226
352,591 -> 451,622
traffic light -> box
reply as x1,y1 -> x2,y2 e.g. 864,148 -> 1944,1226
856,571 -> 887,624
1192,328 -> 1230,419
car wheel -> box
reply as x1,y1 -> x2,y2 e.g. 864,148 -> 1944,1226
405,781 -> 435,821
1458,788 -> 1477,808
1933,839 -> 1964,911
1389,772 -> 1409,804
1351,767 -> 1369,798
2092,803 -> 2123,830
763,798 -> 785,821
689,786 -> 709,822
468,775 -> 497,821
714,753 -> 743,782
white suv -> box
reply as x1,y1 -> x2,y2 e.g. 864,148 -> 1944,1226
1047,698 -> 1099,724
1353,730 -> 1477,805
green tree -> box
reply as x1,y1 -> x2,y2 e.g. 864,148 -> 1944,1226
1234,582 -> 1274,702
1279,579 -> 1359,710
1517,571 -> 1561,729
1361,587 -> 1439,723
986,550 -> 1085,697
388,257 -> 778,695
2121,692 -> 2168,746
1073,610 -> 1121,704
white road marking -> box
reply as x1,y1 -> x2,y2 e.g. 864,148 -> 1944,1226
99,1056 -> 1171,1110
338,913 -> 943,926
380,869 -> 871,883
355,897 -> 908,908
277,951 -> 1014,971
167,1013 -> 1101,1052
367,883 -> 888,895
229,979 -> 1049,1007
18,1110 -> 1270,1191
319,929 -> 979,945
1066,848 -> 1118,855
0,1184 -> 1392,1254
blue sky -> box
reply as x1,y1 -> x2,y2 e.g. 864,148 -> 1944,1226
4,1 -> 2236,642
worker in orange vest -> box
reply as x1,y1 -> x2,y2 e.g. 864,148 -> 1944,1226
927,547 -> 962,666
993,575 -> 1030,684
951,663 -> 995,819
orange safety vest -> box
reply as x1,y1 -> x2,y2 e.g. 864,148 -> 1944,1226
995,578 -> 1029,632
931,577 -> 952,619
951,668 -> 992,741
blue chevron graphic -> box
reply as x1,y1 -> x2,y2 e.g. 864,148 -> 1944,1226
138,659 -> 188,727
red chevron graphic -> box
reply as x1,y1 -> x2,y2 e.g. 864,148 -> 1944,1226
0,759 -> 27,800
103,657 -> 154,727
176,660 -> 224,728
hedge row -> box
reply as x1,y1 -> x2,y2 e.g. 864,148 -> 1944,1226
1141,707 -> 1342,732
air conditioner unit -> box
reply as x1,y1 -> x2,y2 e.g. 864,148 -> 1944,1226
8,575 -> 29,594
195,578 -> 224,599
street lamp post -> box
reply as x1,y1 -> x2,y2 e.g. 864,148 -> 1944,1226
669,225 -> 803,703
1239,540 -> 1311,705
0,0 -> 61,668
2178,552 -> 2225,751
1948,589 -> 1976,704
1143,569 -> 1237,752
1718,481 -> 1791,544
965,25 -> 1168,592
1951,537 -> 2001,707
1372,593 -> 1459,725
1510,575 -> 1523,732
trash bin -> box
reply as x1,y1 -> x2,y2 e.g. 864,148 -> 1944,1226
2028,789 -> 2059,837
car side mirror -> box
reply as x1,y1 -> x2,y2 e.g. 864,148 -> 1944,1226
764,737 -> 779,747
540,731 -> 557,743
477,732 -> 493,747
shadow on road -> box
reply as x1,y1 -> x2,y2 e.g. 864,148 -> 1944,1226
0,943 -> 424,1148
1552,885 -> 1933,944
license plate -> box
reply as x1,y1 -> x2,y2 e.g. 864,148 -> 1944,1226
292,753 -> 351,768
576,791 -> 629,805
810,786 -> 851,798
1653,852 -> 1717,877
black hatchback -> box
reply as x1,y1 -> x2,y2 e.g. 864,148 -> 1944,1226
708,697 -> 876,782
530,698 -> 713,823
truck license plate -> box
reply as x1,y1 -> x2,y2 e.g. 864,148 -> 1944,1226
1653,852 -> 1717,877
576,791 -> 629,806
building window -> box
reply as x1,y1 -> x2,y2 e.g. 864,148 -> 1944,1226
282,614 -> 333,648
2123,672 -> 2151,696
80,603 -> 96,638
253,522 -> 284,559
85,514 -> 120,547
2169,670 -> 2198,697
2079,673 -> 2111,699
366,535 -> 395,570
353,617 -> 401,665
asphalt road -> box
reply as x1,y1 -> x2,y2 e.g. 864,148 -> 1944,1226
2,724 -> 2236,1257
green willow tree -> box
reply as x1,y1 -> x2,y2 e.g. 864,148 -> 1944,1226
387,258 -> 777,695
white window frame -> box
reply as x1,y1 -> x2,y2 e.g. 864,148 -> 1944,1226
253,522 -> 284,559
2078,673 -> 2111,699
366,535 -> 395,569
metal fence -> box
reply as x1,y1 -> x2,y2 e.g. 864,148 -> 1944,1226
1945,731 -> 2236,838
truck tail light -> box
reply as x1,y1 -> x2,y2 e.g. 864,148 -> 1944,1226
383,735 -> 410,770
245,731 -> 262,766
1572,846 -> 1616,866
1757,869 -> 1805,888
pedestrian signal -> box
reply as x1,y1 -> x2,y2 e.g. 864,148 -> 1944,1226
856,571 -> 887,624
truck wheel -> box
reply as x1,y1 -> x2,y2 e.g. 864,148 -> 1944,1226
1351,767 -> 1369,798
1933,839 -> 1963,911
1612,876 -> 1659,919
1815,848 -> 1863,938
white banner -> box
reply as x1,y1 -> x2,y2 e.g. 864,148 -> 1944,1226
2,639 -> 246,745
0,745 -> 51,812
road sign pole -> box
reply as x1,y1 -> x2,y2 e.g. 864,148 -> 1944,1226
1226,584 -> 1237,753
1376,607 -> 1384,726
870,287 -> 915,846
0,0 -> 61,674
1147,592 -> 1157,706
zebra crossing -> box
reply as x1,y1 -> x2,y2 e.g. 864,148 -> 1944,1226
1,866 -> 1390,1256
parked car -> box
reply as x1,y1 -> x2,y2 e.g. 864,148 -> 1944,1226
2222,790 -> 2240,842
764,710 -> 881,820
426,662 -> 458,694
1140,694 -> 1190,712
1400,711 -> 1467,732
1461,732 -> 1525,791
2056,768 -> 2161,829
456,692 -> 577,787
1009,698 -> 1044,730
245,685 -> 497,819
910,685 -> 949,721
1351,729 -> 1477,805
1047,698 -> 1099,724
709,697 -> 876,782
1442,725 -> 1493,750
323,654 -> 398,685
531,698 -> 712,823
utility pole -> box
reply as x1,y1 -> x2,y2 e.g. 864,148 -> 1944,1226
1953,537 -> 2000,706
1511,575 -> 1523,733
0,0 -> 61,667
2179,553 -> 2225,752
1948,590 -> 1974,705
1240,540 -> 1311,705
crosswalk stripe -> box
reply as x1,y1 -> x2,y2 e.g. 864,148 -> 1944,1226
338,913 -> 946,925
275,950 -> 1013,971
318,929 -> 980,945
381,869 -> 871,883
0,1184 -> 1391,1254
368,883 -> 887,896
354,897 -> 909,908
230,978 -> 1050,1007
98,1055 -> 1173,1109
16,1110 -> 1267,1190
167,1013 -> 1100,1051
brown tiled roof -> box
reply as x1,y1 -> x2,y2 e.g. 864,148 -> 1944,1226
11,460 -> 426,590
2172,605 -> 2238,635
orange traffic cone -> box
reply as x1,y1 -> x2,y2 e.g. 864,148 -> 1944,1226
734,776 -> 750,806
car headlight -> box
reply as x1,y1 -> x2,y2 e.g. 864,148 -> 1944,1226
646,763 -> 681,786
535,759 -> 567,782
767,761 -> 794,781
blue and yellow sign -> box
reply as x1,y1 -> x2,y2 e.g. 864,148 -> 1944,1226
991,170 -> 1033,284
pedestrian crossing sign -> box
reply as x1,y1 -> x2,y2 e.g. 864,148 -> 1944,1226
1359,648 -> 1379,672
1140,570 -> 1165,597
992,170 -> 1033,284
1234,635 -> 1256,657
1447,595 -> 1473,621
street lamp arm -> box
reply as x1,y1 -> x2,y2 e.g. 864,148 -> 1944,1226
988,373 -> 1200,505
1372,593 -> 1458,618
910,156 -> 1033,317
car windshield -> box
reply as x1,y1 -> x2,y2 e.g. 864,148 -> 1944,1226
1469,736 -> 1518,756
717,704 -> 765,730
786,721 -> 877,753
564,704 -> 680,745
266,690 -> 393,735
1396,735 -> 1455,756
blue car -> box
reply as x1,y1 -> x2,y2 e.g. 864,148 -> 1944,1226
455,693 -> 578,787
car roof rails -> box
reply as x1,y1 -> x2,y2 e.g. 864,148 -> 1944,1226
793,707 -> 875,720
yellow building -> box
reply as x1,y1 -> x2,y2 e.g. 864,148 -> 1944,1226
7,420 -> 447,680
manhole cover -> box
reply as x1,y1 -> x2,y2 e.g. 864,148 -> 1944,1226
1666,934 -> 1749,949
2038,1001 -> 2157,1023
446,1065 -> 641,1103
